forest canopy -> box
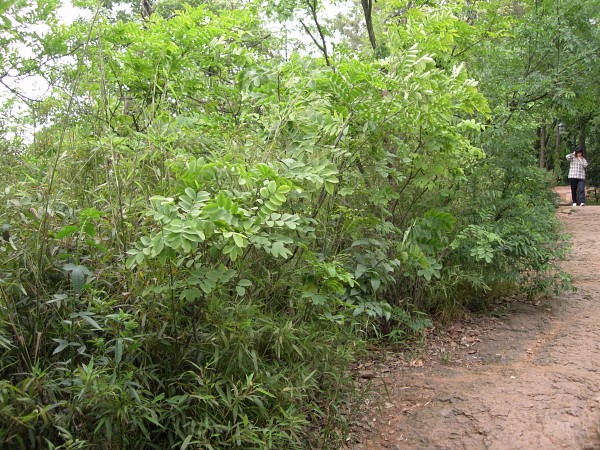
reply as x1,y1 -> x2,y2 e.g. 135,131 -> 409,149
0,0 -> 597,448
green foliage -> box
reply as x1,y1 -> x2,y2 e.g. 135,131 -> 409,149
0,0 -> 577,448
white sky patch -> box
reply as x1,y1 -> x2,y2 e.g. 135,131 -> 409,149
57,1 -> 93,23
3,2 -> 92,96
0,1 -> 91,142
262,0 -> 355,59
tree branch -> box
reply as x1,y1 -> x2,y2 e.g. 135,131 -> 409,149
360,0 -> 377,51
300,0 -> 331,67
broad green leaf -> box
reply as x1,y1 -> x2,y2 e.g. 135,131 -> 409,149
184,187 -> 196,199
52,339 -> 69,355
272,192 -> 286,203
78,312 -> 103,330
82,222 -> 96,237
181,288 -> 202,302
324,181 -> 335,195
370,278 -> 381,292
54,226 -> 78,239
63,264 -> 92,294
232,233 -> 246,248
264,200 -> 278,211
200,281 -> 214,294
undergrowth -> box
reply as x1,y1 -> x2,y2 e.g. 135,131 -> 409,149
0,3 -> 572,448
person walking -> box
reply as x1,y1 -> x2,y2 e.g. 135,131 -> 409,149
566,148 -> 588,206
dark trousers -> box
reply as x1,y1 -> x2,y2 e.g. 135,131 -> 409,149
569,178 -> 586,204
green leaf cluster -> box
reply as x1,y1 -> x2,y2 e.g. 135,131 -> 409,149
0,0 -> 578,448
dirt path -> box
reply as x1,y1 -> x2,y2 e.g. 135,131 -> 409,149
352,187 -> 600,450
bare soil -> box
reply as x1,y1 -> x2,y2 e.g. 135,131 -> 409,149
350,186 -> 600,450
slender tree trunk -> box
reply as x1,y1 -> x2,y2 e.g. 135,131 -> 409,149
300,0 -> 331,67
141,0 -> 153,18
554,121 -> 562,181
578,129 -> 586,152
539,125 -> 546,169
577,117 -> 587,152
361,0 -> 377,51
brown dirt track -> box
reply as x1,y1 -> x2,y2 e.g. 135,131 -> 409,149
351,186 -> 600,450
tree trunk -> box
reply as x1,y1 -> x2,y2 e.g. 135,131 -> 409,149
300,0 -> 331,67
554,121 -> 562,181
141,0 -> 153,18
361,0 -> 377,51
578,129 -> 586,153
539,125 -> 546,169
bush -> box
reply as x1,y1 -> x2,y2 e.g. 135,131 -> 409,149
0,4 -> 570,448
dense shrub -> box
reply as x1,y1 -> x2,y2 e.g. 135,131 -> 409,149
0,3 -> 570,449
